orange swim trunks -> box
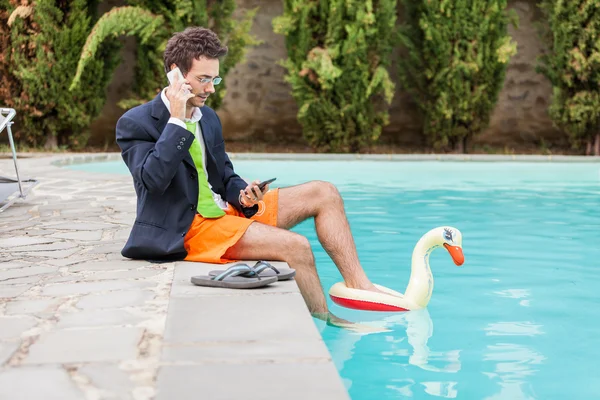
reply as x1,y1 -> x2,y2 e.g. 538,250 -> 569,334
183,188 -> 279,264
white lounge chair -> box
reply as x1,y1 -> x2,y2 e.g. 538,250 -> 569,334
0,108 -> 38,213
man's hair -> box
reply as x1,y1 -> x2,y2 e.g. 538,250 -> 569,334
163,27 -> 228,75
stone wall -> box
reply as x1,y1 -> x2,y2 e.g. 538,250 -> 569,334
92,0 -> 564,151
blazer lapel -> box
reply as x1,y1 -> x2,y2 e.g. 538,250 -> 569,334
150,94 -> 170,138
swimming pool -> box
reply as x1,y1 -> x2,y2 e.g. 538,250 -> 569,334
69,159 -> 600,399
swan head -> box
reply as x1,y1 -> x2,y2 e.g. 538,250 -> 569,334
441,227 -> 464,266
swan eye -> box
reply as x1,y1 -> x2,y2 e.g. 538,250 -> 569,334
443,228 -> 453,242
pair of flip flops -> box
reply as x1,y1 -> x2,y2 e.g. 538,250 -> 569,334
191,261 -> 296,289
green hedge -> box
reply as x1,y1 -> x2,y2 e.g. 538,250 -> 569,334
273,0 -> 396,153
537,0 -> 600,155
397,0 -> 517,152
0,0 -> 257,149
0,0 -> 121,148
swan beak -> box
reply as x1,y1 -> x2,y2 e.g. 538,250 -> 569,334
443,243 -> 464,266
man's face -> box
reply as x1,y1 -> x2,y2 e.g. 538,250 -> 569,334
178,56 -> 220,108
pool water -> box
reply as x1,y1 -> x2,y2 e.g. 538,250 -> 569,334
69,159 -> 600,399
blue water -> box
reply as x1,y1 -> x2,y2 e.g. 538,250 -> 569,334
68,159 -> 600,399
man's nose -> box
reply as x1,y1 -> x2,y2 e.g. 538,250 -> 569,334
205,82 -> 216,93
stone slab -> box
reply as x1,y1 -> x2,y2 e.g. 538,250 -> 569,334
43,257 -> 98,267
6,299 -> 59,315
18,229 -> 55,236
0,275 -> 46,285
50,231 -> 103,241
86,269 -> 163,281
79,364 -> 133,398
42,280 -> 154,296
9,242 -> 77,252
0,366 -> 84,400
0,316 -> 38,340
22,248 -> 80,259
69,260 -> 150,272
164,294 -> 320,343
42,222 -> 119,231
0,262 -> 32,271
0,285 -> 32,299
0,341 -> 20,365
156,364 -> 350,400
25,327 -> 143,364
0,236 -> 55,248
85,243 -> 127,254
0,266 -> 57,281
76,290 -> 155,310
0,221 -> 38,233
56,309 -> 145,328
161,339 -> 331,363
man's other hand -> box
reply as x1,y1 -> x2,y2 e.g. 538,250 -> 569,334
239,180 -> 268,207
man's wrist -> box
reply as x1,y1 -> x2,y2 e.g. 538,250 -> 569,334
239,193 -> 247,207
168,117 -> 186,130
238,193 -> 257,208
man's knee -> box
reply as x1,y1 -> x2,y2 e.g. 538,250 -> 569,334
289,232 -> 311,251
287,232 -> 314,261
312,180 -> 342,204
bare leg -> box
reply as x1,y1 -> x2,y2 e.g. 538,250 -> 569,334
222,221 -> 387,333
222,221 -> 329,316
277,181 -> 378,291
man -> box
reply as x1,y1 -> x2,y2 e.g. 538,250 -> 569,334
116,26 -> 384,323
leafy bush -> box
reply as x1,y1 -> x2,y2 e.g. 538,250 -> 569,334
273,0 -> 396,153
0,0 -> 121,148
397,0 -> 517,152
537,0 -> 600,155
73,0 -> 259,111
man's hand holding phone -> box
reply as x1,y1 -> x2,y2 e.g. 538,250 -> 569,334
239,178 -> 276,207
166,67 -> 195,121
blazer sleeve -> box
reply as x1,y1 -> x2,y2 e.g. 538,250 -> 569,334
116,115 -> 195,194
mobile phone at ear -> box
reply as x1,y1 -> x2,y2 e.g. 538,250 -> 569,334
258,178 -> 276,190
167,67 -> 184,85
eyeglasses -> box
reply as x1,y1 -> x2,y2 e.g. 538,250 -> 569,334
198,77 -> 222,85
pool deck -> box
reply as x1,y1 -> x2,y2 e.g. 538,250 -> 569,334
0,153 -> 350,400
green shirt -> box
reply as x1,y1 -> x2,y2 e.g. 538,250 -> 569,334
185,121 -> 226,218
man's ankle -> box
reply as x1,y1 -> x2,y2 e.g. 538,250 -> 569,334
345,279 -> 376,291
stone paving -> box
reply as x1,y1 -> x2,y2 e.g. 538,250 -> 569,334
0,153 -> 349,400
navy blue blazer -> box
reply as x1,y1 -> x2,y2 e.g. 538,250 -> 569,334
116,93 -> 257,261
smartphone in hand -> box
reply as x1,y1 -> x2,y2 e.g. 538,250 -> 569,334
167,66 -> 184,86
258,178 -> 276,191
248,178 -> 277,199
167,67 -> 190,95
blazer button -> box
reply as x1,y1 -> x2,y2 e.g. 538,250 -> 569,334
181,232 -> 186,237
190,205 -> 195,210
181,137 -> 186,141
177,145 -> 182,150
179,141 -> 184,146
190,173 -> 196,180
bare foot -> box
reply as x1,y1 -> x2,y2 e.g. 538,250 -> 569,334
325,312 -> 391,334
348,281 -> 401,298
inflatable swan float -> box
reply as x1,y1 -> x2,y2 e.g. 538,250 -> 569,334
329,226 -> 464,311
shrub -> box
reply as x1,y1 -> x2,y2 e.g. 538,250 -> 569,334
273,0 -> 396,153
536,0 -> 600,155
0,0 -> 122,148
397,0 -> 517,152
72,0 -> 259,111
